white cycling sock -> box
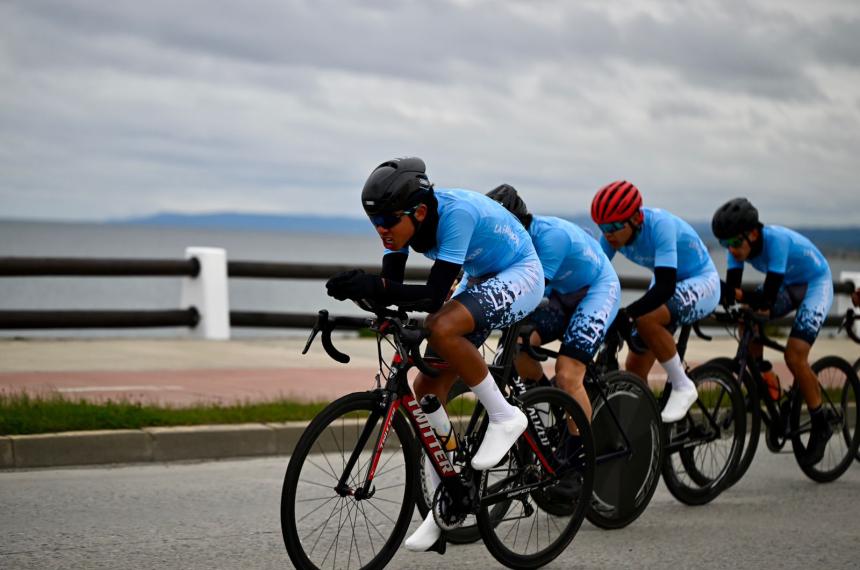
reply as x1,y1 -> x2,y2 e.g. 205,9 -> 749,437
471,373 -> 517,422
660,353 -> 695,391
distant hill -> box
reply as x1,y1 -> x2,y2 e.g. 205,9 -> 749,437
118,212 -> 860,255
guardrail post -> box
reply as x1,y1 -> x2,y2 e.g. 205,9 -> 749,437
181,247 -> 230,340
838,271 -> 859,338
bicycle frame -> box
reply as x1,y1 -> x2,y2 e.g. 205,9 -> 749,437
728,313 -> 815,439
337,322 -> 559,511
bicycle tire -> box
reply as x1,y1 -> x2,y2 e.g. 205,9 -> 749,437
281,392 -> 419,570
705,356 -> 762,487
478,386 -> 594,569
855,357 -> 860,462
790,356 -> 860,483
660,363 -> 745,505
585,371 -> 664,530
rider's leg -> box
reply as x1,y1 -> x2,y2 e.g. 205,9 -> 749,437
785,337 -> 820,409
424,300 -> 527,471
555,356 -> 590,428
786,277 -> 834,466
625,348 -> 656,382
634,305 -> 698,422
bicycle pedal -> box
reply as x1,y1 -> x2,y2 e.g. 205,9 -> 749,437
428,536 -> 447,555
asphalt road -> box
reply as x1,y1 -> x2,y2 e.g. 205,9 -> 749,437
1,451 -> 858,570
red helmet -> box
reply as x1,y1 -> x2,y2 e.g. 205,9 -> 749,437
591,180 -> 642,224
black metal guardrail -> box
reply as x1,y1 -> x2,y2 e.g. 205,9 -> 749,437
0,256 -> 855,331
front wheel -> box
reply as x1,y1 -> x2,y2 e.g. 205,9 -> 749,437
586,371 -> 664,529
790,356 -> 860,482
704,356 -> 762,487
478,387 -> 594,569
660,363 -> 745,505
281,392 -> 418,570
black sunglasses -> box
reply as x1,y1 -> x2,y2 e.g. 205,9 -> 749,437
368,208 -> 415,229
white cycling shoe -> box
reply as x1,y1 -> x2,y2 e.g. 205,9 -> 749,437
471,409 -> 528,470
404,512 -> 441,552
661,385 -> 698,423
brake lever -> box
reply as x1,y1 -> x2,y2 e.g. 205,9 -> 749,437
302,310 -> 327,355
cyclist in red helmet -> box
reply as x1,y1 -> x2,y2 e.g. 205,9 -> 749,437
591,181 -> 721,422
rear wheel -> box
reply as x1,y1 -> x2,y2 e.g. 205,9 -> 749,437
585,371 -> 664,529
660,363 -> 745,505
478,387 -> 594,569
790,356 -> 860,482
281,392 -> 418,570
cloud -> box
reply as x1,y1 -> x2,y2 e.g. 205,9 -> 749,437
1,0 -> 859,226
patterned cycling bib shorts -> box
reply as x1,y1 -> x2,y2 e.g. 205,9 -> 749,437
529,274 -> 621,363
757,274 -> 834,345
630,271 -> 721,350
450,258 -> 545,347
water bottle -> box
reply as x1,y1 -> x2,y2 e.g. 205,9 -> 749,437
419,394 -> 458,452
760,360 -> 781,401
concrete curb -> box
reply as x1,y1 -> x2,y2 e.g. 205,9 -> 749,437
0,422 -> 309,469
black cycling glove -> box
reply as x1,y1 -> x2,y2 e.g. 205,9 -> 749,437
613,307 -> 635,339
325,269 -> 385,302
719,279 -> 735,307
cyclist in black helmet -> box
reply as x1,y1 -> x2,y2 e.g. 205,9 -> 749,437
712,197 -> 835,466
326,157 -> 545,551
488,183 -> 620,500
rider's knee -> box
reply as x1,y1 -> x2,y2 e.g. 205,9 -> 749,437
554,369 -> 585,393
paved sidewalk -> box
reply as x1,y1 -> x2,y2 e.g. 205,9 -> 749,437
2,333 -> 857,469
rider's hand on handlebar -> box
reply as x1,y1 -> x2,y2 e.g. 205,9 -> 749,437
614,307 -> 635,339
325,269 -> 385,302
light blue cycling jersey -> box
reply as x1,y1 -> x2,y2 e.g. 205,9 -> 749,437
529,215 -> 616,295
599,207 -> 716,279
727,225 -> 830,285
385,188 -> 536,277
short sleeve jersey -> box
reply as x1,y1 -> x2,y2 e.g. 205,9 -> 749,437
599,207 -> 716,280
529,215 -> 615,295
727,225 -> 830,285
385,188 -> 536,277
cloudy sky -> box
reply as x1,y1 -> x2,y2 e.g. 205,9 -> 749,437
2,0 -> 859,226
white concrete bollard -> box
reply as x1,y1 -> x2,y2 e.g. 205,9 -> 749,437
181,247 -> 230,340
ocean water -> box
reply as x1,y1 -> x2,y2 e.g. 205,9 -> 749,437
1,220 -> 857,338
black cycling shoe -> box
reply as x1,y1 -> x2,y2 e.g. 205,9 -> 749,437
799,407 -> 835,467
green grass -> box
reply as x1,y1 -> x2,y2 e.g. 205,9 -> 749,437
0,392 -> 331,436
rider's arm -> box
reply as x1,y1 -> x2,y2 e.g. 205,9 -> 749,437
625,266 -> 677,318
625,217 -> 678,318
382,259 -> 463,312
381,251 -> 408,283
757,271 -> 785,311
725,267 -> 744,302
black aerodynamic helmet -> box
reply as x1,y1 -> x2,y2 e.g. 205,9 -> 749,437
711,197 -> 761,239
486,184 -> 530,226
361,157 -> 433,216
